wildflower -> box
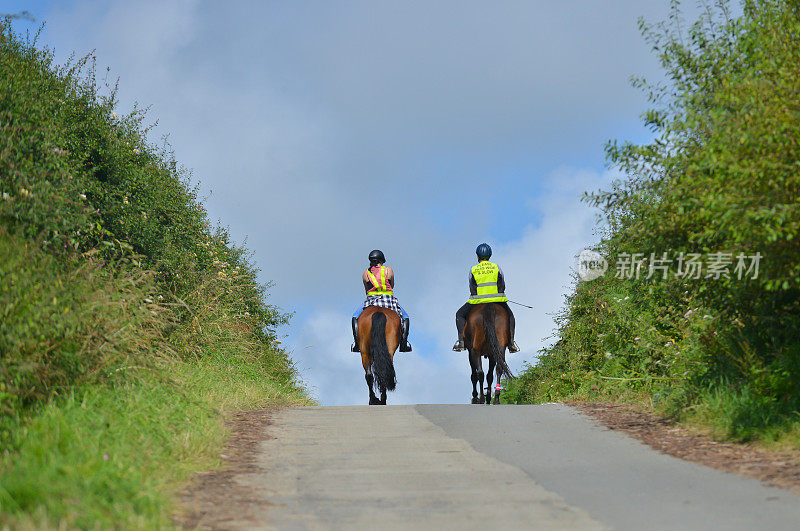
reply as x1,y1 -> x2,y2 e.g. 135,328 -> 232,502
684,309 -> 694,318
634,337 -> 641,341
141,211 -> 147,220
703,314 -> 712,319
144,298 -> 153,304
1,192 -> 10,201
20,188 -> 30,197
122,298 -> 126,302
111,113 -> 118,120
123,196 -> 129,204
604,352 -> 613,359
103,454 -> 109,461
79,193 -> 87,200
244,312 -> 250,317
664,342 -> 672,348
157,295 -> 164,301
133,148 -> 141,155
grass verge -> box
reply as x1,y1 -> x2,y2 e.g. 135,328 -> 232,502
0,357 -> 310,529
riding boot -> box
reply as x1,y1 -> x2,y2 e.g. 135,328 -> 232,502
399,318 -> 412,352
351,316 -> 360,352
452,336 -> 466,351
505,304 -> 520,352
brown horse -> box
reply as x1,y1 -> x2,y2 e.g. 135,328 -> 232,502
357,306 -> 399,405
464,303 -> 514,404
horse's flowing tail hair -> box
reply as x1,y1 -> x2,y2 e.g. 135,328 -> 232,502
484,304 -> 514,380
370,311 -> 396,392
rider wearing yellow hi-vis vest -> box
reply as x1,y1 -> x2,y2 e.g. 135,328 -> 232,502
453,243 -> 519,352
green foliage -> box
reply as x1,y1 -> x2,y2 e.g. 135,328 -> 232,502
0,350 -> 310,529
0,379 -> 221,528
0,232 -> 168,420
0,19 -> 298,408
508,0 -> 800,444
0,20 -> 310,526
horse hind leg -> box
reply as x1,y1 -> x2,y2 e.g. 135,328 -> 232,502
473,361 -> 485,404
469,351 -> 482,404
485,356 -> 495,405
493,363 -> 503,404
365,372 -> 380,405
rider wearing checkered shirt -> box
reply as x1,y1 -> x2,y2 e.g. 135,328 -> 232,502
351,250 -> 412,353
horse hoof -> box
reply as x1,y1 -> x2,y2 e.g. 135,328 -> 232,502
471,397 -> 480,404
369,397 -> 381,405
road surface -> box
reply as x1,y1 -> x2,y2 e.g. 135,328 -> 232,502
230,404 -> 800,530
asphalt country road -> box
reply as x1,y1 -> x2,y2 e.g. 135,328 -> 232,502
237,404 -> 800,530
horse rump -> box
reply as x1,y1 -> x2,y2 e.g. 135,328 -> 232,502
483,303 -> 514,380
370,311 -> 397,392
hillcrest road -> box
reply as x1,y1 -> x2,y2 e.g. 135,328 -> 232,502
219,404 -> 800,529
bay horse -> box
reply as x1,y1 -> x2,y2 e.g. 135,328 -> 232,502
357,306 -> 399,405
465,303 -> 514,404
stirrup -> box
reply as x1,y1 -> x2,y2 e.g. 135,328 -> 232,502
452,339 -> 465,351
351,342 -> 360,353
508,341 -> 520,353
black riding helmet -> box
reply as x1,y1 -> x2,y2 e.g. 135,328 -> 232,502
476,243 -> 492,259
369,249 -> 386,265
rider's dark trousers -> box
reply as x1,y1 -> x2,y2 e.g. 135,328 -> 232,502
455,301 -> 515,341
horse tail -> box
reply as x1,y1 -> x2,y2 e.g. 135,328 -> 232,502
370,311 -> 396,392
484,304 -> 514,380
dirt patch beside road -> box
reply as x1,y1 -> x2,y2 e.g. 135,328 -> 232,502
176,409 -> 274,529
571,402 -> 800,494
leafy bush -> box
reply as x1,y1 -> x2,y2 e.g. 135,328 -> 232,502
0,19 -> 310,526
507,0 -> 800,443
0,19 -> 301,414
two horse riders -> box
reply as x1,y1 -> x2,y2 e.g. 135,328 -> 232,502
351,250 -> 412,353
452,243 -> 520,353
351,244 -> 519,354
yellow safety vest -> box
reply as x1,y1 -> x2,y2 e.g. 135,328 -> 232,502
468,261 -> 508,304
366,265 -> 393,295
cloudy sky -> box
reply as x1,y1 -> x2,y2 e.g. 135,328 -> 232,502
6,1 -> 692,404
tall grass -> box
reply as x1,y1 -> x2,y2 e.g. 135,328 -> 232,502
0,19 -> 311,526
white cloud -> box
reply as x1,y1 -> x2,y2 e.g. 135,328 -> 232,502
290,166 -> 615,405
40,1 -> 673,404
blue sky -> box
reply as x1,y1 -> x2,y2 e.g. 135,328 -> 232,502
3,0 -> 696,404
